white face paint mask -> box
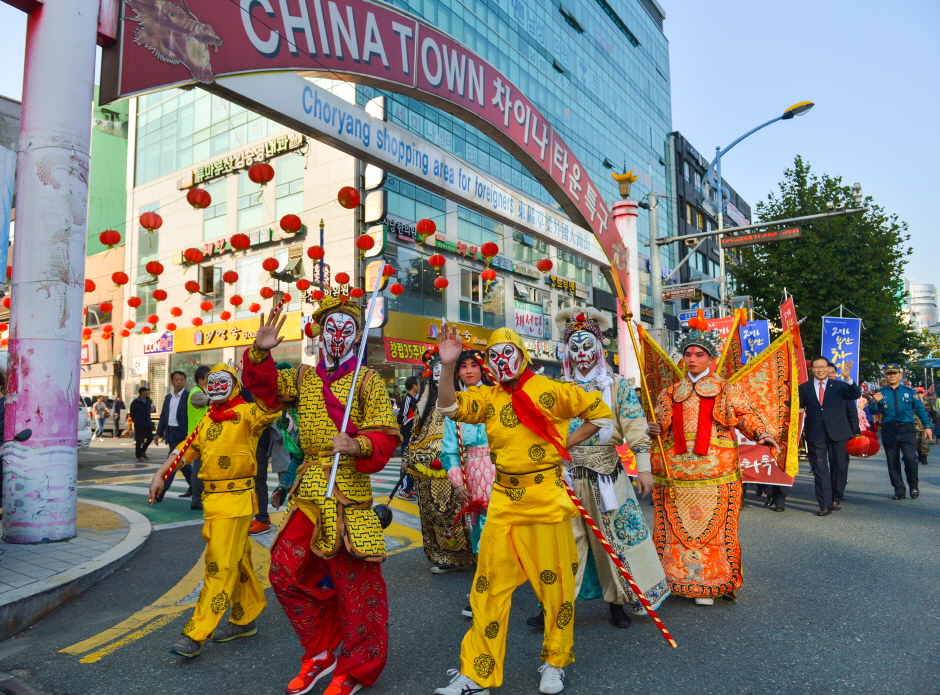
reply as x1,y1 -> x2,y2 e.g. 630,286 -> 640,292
488,342 -> 524,382
323,312 -> 358,362
568,330 -> 598,373
206,371 -> 235,403
432,361 -> 442,385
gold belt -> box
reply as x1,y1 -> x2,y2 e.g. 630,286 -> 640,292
203,476 -> 255,493
652,470 -> 742,488
494,465 -> 560,489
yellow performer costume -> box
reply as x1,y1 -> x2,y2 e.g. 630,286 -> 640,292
171,364 -> 279,645
439,329 -> 613,690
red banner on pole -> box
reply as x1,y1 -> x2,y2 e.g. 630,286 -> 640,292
780,297 -> 808,383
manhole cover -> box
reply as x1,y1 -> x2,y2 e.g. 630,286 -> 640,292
93,463 -> 160,471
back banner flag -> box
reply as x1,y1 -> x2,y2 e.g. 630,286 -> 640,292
821,317 -> 862,383
739,320 -> 770,365
780,297 -> 808,383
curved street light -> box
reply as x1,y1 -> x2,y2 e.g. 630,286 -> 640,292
703,101 -> 815,314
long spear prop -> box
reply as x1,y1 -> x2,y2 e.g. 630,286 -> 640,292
563,482 -> 677,648
325,259 -> 385,499
149,422 -> 203,503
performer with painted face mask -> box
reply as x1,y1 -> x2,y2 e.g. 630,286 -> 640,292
440,349 -> 496,617
148,362 -> 281,659
405,347 -> 476,573
524,309 -> 669,631
649,319 -> 778,606
434,326 -> 613,695
242,299 -> 400,695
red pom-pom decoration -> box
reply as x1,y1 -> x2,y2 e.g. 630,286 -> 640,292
280,214 -> 303,234
127,297 -> 142,309
84,279 -> 96,293
247,162 -> 274,186
260,287 -> 275,299
295,278 -> 311,291
430,459 -> 444,470
112,271 -> 129,286
389,283 -> 404,296
186,187 -> 212,210
307,245 -> 325,260
230,233 -> 251,251
262,257 -> 279,272
99,229 -> 122,249
536,258 -> 553,272
152,289 -> 167,302
337,186 -> 361,209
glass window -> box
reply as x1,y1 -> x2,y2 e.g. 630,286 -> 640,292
694,171 -> 702,191
512,230 -> 549,265
683,161 -> 690,182
387,245 -> 444,318
203,180 -> 227,240
276,155 -> 305,219
696,212 -> 705,230
685,203 -> 693,226
557,250 -> 591,285
460,267 -> 504,328
238,171 -> 263,230
135,283 -> 158,323
457,206 -> 501,247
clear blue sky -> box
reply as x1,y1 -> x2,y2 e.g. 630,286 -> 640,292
0,1 -> 936,285
660,0 -> 939,287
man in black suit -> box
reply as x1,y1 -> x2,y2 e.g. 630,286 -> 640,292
798,357 -> 862,516
155,371 -> 190,501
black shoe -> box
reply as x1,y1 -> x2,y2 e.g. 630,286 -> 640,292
170,635 -> 201,657
816,507 -> 831,517
764,496 -> 775,507
461,604 -> 473,618
910,489 -> 920,499
526,611 -> 545,629
773,502 -> 785,512
831,501 -> 842,511
190,505 -> 203,511
892,493 -> 905,500
179,490 -> 193,498
608,603 -> 632,629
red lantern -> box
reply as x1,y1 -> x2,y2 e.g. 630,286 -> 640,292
247,162 -> 275,186
84,279 -> 96,293
139,211 -> 163,232
184,280 -> 201,295
283,293 -> 292,303
183,248 -> 205,265
536,258 -> 553,272
82,328 -> 93,340
120,329 -> 130,338
348,287 -> 363,299
220,310 -> 232,321
434,277 -> 449,290
307,245 -> 325,260
186,187 -> 212,210
0,322 -> 7,332
99,229 -> 122,249
169,306 -> 183,317
145,260 -> 164,277
481,268 -> 497,282
335,272 -> 350,285
127,297 -> 142,309
141,325 -> 152,335
416,219 -> 436,235
389,283 -> 404,296
337,186 -> 361,209
200,301 -> 213,312
166,322 -> 177,332
222,270 -> 239,285
249,303 -> 261,313
260,287 -> 275,299
480,242 -> 499,259
295,278 -> 311,291
99,302 -> 113,314
152,289 -> 167,302
191,317 -> 203,327
311,290 -> 324,301
230,233 -> 251,251
0,338 -> 7,348
382,264 -> 395,277
280,214 -> 303,234
428,254 -> 445,269
262,257 -> 280,273
147,314 -> 159,325
230,295 -> 244,307
863,430 -> 878,441
355,235 -> 375,252
124,320 -> 136,330
112,271 -> 129,286
846,435 -> 879,458
102,324 -> 113,333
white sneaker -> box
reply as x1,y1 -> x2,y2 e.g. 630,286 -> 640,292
695,597 -> 714,606
538,663 -> 565,694
433,669 -> 489,695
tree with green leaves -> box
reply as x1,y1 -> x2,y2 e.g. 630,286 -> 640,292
728,156 -> 924,381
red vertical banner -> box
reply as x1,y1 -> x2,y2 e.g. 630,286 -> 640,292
780,297 -> 808,383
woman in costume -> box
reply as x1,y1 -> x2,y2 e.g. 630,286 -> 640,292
526,308 -> 669,629
405,348 -> 476,573
650,320 -> 778,605
441,349 -> 495,617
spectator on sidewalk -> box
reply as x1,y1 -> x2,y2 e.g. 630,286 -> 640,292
397,376 -> 420,500
93,396 -> 108,442
130,387 -> 155,462
914,388 -> 932,466
187,366 -> 211,511
155,371 -> 190,501
112,396 -> 125,438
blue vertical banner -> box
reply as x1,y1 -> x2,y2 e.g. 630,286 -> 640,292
739,320 -> 770,365
821,317 -> 862,383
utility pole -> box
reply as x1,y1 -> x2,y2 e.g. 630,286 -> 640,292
641,192 -> 665,347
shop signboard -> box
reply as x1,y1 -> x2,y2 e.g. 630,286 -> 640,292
514,305 -> 547,338
384,311 -> 491,354
383,338 -> 431,365
80,342 -> 97,365
182,132 -> 305,187
174,312 -> 303,352
386,214 -> 418,243
143,330 -> 174,355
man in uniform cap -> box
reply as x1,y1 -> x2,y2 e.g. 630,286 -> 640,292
871,363 -> 932,500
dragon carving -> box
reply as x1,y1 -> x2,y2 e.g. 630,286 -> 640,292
125,0 -> 223,84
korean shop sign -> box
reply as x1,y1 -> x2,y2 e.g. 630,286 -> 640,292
184,132 -> 306,187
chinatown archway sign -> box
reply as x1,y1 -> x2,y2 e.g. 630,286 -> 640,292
101,0 -> 631,292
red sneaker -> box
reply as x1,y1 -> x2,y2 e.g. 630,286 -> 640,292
323,673 -> 363,695
286,653 -> 336,695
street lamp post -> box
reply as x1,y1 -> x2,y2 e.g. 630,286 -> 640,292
705,101 -> 814,315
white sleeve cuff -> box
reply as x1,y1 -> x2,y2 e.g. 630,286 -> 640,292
588,418 -> 613,429
633,451 -> 651,473
437,402 -> 458,417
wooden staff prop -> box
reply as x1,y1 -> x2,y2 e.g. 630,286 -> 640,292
563,482 -> 677,648
325,259 -> 385,499
623,311 -> 677,500
150,424 -> 202,503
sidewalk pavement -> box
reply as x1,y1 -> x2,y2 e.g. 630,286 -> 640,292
0,499 -> 150,641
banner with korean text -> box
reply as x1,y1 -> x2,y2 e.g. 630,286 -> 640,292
739,320 -> 770,365
821,317 -> 862,383
780,297 -> 808,383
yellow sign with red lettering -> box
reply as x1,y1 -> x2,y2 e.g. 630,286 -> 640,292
173,312 -> 304,352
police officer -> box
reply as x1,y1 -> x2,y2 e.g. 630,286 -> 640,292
871,363 -> 932,500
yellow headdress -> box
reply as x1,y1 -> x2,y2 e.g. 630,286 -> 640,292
486,328 -> 532,371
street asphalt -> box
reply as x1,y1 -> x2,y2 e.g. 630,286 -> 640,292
0,441 -> 937,695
